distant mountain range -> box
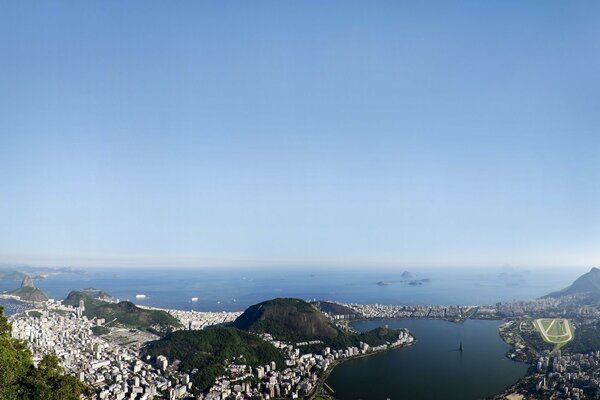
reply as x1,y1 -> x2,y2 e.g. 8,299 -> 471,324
544,267 -> 600,298
0,265 -> 85,280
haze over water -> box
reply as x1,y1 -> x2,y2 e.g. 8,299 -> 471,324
0,266 -> 584,312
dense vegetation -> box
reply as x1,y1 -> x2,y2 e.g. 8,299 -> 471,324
233,298 -> 341,340
91,326 -> 110,336
564,320 -> 600,353
144,327 -> 285,392
519,327 -> 555,354
0,306 -> 92,400
64,291 -> 181,334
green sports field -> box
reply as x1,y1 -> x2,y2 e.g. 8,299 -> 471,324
534,318 -> 573,345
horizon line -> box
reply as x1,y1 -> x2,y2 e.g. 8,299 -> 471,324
0,254 -> 596,271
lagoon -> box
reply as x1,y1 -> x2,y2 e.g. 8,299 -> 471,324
326,319 -> 528,400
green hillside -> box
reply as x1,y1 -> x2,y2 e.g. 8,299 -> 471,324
233,298 -> 340,341
233,298 -> 407,350
64,291 -> 181,334
144,327 -> 285,392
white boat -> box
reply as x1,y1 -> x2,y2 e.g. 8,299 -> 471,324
191,297 -> 199,302
135,294 -> 147,299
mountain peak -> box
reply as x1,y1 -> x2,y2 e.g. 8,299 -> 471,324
21,275 -> 34,288
232,298 -> 340,340
544,268 -> 600,298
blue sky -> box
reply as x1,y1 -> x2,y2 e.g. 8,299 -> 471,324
1,1 -> 599,268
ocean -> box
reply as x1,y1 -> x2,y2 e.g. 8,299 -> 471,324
0,266 -> 584,312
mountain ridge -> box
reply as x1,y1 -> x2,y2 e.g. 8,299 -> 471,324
543,267 -> 600,298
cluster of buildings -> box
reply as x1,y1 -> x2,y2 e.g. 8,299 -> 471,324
323,296 -> 600,323
138,306 -> 241,331
10,301 -> 192,400
492,297 -> 600,320
532,350 -> 600,399
330,301 -> 477,321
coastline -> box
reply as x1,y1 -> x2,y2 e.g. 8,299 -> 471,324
308,337 -> 418,400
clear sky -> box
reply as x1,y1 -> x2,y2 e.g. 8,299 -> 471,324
1,1 -> 599,269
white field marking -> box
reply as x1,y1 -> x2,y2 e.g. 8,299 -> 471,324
534,318 -> 573,344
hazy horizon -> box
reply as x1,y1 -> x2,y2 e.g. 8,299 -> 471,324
2,1 -> 599,269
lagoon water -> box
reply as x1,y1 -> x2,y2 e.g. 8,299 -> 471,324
327,319 -> 529,400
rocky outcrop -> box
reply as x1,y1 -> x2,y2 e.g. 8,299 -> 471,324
21,275 -> 34,288
2,274 -> 48,302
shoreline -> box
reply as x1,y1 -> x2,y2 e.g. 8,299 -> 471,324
309,337 -> 418,400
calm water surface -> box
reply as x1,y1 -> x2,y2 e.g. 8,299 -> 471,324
326,319 -> 528,400
0,267 -> 583,311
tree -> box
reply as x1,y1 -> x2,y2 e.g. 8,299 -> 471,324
0,306 -> 92,400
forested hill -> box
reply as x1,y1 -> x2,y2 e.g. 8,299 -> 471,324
144,327 -> 285,392
64,291 -> 181,334
232,298 -> 341,340
232,298 -> 409,350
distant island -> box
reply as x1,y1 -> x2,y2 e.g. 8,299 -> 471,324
376,271 -> 431,287
408,278 -> 431,286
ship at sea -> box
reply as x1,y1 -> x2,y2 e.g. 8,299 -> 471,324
135,294 -> 147,299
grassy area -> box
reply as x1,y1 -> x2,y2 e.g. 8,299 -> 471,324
91,326 -> 110,336
534,318 -> 573,350
27,310 -> 42,319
